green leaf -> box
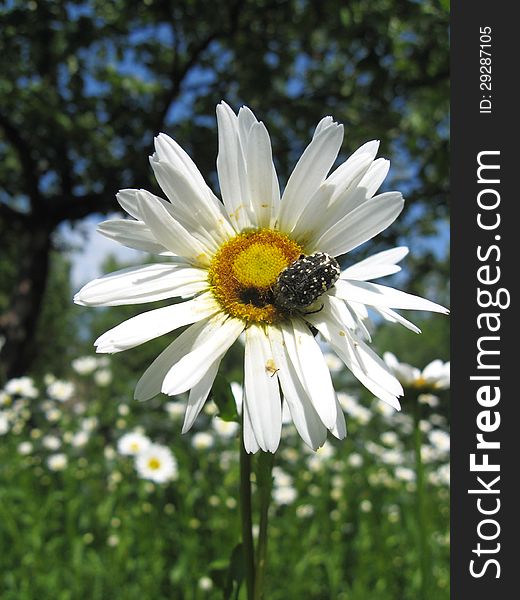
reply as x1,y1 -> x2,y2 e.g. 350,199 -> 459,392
208,544 -> 244,599
225,543 -> 245,600
211,374 -> 239,423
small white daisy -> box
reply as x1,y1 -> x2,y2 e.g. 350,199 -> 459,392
212,417 -> 239,439
0,412 -> 9,435
75,102 -> 448,453
47,453 -> 68,471
272,485 -> 298,506
42,435 -> 61,450
71,430 -> 90,448
4,376 -> 39,399
348,453 -> 363,468
191,431 -> 214,450
117,431 -> 151,456
135,444 -> 178,483
164,401 -> 185,419
383,353 -> 450,391
18,441 -> 33,455
71,356 -> 98,375
47,380 -> 75,402
198,577 -> 213,591
94,369 -> 112,387
428,429 -> 450,454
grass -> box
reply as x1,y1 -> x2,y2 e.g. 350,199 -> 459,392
0,360 -> 450,599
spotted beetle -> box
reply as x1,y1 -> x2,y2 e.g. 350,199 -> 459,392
272,252 -> 340,312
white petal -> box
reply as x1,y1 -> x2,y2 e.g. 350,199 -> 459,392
150,157 -> 234,247
243,326 -> 282,453
135,318 -> 215,401
237,105 -> 258,143
326,140 -> 380,187
243,391 -> 260,454
116,188 -> 145,219
97,219 -> 174,255
292,150 -> 376,241
313,116 -> 334,137
383,352 -> 399,369
334,279 -> 449,314
315,191 -> 404,257
268,327 -> 327,450
377,307 -> 422,334
181,357 -> 222,433
116,188 -> 173,221
328,294 -> 372,342
245,121 -> 280,228
341,247 -> 409,281
277,121 -> 344,232
281,319 -> 338,429
330,398 -> 347,440
358,157 -> 390,199
74,263 -> 208,307
216,102 -> 253,230
306,307 -> 403,409
94,293 -> 218,353
161,316 -> 244,396
327,158 -> 390,219
137,191 -> 212,263
153,132 -> 212,194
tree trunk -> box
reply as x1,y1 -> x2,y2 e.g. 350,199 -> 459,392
0,221 -> 53,382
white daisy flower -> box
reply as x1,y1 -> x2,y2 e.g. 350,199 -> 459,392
383,353 -> 450,390
428,429 -> 450,454
272,485 -> 298,506
135,444 -> 178,483
42,435 -> 61,450
165,401 -> 185,420
4,376 -> 39,399
348,452 -> 363,468
0,391 -> 10,407
191,431 -> 214,450
71,430 -> 90,448
71,356 -> 98,375
117,431 -> 151,456
74,102 -> 448,454
212,416 -> 239,438
0,412 -> 9,435
18,441 -> 33,455
94,369 -> 112,387
47,379 -> 75,402
47,453 -> 68,471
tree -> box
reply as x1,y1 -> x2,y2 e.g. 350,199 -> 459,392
0,0 -> 449,379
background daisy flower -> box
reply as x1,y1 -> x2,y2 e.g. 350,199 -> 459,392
75,102 -> 448,453
135,444 -> 178,484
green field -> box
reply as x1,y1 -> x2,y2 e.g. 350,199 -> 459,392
0,352 -> 449,600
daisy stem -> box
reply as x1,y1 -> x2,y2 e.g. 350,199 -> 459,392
239,432 -> 255,600
254,451 -> 275,600
413,395 -> 430,599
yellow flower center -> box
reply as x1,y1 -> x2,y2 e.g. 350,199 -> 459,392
413,377 -> 427,389
208,229 -> 303,324
147,458 -> 161,470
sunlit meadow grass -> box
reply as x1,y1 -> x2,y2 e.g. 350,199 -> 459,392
0,356 -> 449,600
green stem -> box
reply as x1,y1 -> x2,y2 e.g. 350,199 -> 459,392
254,452 -> 275,600
413,396 -> 430,600
239,429 -> 255,600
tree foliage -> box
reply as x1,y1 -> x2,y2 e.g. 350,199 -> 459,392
0,0 -> 449,378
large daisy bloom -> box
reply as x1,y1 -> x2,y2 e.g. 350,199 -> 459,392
74,102 -> 448,453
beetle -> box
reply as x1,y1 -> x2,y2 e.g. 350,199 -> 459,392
272,252 -> 340,312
